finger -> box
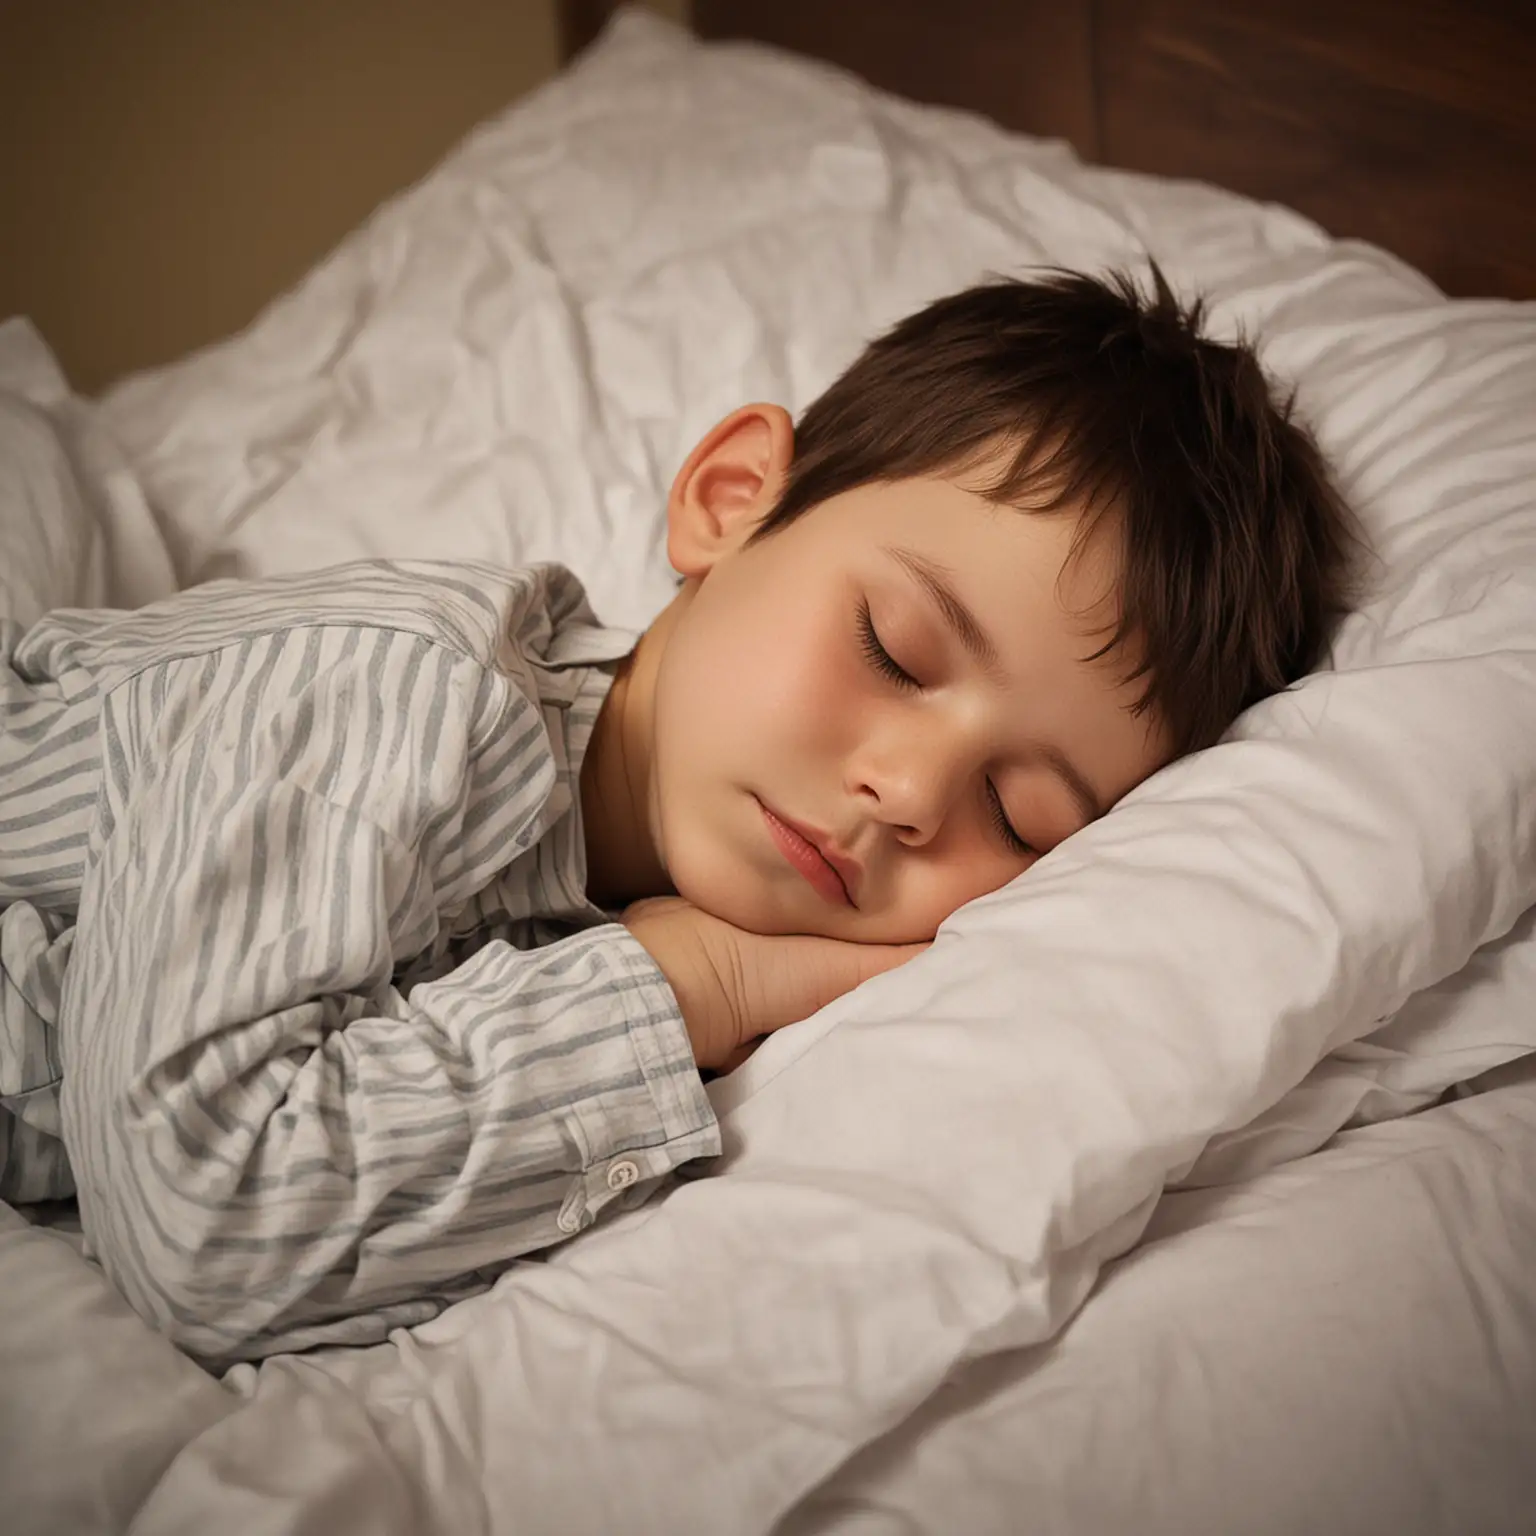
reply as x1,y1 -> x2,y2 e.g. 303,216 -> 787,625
717,1038 -> 763,1072
849,940 -> 928,983
622,894 -> 691,922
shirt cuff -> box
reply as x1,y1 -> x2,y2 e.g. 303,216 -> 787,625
555,924 -> 721,1236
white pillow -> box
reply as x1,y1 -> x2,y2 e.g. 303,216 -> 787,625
94,15 -> 1536,1528
0,318 -> 176,623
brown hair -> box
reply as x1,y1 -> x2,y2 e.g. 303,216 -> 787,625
751,267 -> 1360,755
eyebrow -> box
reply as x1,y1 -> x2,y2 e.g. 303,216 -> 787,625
1039,743 -> 1105,828
886,545 -> 1001,673
884,544 -> 1106,829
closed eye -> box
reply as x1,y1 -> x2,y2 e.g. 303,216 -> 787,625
857,598 -> 919,690
986,778 -> 1034,858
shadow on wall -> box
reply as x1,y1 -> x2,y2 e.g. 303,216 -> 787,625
0,0 -> 684,394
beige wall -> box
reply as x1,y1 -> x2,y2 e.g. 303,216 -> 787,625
0,0 -> 686,394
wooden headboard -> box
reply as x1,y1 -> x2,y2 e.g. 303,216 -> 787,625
562,1 -> 1536,301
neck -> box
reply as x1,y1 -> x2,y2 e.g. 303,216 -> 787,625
580,594 -> 681,908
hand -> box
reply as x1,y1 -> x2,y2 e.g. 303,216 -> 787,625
622,897 -> 926,1071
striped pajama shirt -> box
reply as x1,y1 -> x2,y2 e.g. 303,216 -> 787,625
0,559 -> 718,1364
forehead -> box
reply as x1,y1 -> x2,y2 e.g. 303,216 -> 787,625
820,472 -> 1122,628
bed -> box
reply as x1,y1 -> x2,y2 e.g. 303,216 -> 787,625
3,3 -> 1534,1532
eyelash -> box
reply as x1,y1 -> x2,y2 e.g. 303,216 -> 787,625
855,598 -> 1033,859
856,598 -> 919,689
986,780 -> 1033,859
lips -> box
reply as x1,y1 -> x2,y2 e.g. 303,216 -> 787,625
757,799 -> 860,908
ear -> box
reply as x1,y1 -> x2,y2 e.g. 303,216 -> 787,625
666,403 -> 794,579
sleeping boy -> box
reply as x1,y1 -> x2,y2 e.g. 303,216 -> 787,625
0,268 -> 1354,1363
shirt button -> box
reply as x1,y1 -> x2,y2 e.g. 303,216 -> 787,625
556,1205 -> 582,1234
606,1160 -> 640,1192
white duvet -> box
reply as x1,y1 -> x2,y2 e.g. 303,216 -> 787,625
6,1082 -> 1531,1536
4,10 -> 1536,1534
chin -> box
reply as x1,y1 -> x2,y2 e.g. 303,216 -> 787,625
672,868 -> 807,936
678,868 -> 935,943
665,853 -> 818,939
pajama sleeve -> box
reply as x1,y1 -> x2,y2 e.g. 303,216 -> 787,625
58,624 -> 719,1364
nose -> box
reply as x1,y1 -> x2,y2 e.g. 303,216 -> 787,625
846,732 -> 968,847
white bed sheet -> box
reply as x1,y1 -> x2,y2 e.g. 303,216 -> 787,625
5,1076 -> 1532,1535
0,1202 -> 234,1536
788,1073 -> 1536,1536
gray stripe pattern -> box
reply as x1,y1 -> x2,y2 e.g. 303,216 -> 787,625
0,560 -> 718,1364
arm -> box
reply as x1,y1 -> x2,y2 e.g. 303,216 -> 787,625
60,632 -> 717,1363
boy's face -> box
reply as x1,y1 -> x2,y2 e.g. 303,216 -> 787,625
644,407 -> 1171,944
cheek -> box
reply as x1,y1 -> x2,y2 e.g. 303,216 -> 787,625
783,631 -> 865,743
672,582 -> 860,755
891,839 -> 1025,937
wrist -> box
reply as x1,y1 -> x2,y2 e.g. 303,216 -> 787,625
623,905 -> 737,1069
